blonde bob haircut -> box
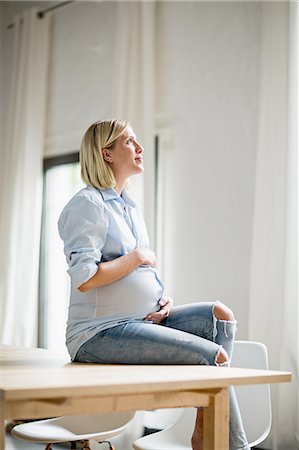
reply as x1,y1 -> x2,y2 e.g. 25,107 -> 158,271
80,119 -> 128,190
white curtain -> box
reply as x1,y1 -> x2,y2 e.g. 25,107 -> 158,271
249,2 -> 298,449
112,0 -> 156,243
0,9 -> 50,347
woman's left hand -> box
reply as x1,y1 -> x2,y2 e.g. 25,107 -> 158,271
144,297 -> 174,324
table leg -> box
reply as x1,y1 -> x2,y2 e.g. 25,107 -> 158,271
203,387 -> 229,450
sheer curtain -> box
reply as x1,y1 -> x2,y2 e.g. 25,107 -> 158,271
0,9 -> 50,347
112,0 -> 156,242
249,3 -> 298,449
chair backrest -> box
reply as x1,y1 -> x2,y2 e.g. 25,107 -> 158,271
12,411 -> 136,443
231,340 -> 272,447
164,408 -> 197,444
142,407 -> 196,445
142,408 -> 183,431
54,411 -> 136,434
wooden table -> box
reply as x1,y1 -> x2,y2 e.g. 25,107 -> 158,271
0,345 -> 291,450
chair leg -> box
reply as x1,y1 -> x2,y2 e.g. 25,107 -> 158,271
70,442 -> 77,449
44,445 -> 53,450
100,441 -> 115,450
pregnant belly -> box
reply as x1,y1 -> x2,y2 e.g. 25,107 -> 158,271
94,266 -> 163,319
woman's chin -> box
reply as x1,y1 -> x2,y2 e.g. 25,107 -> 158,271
133,164 -> 144,174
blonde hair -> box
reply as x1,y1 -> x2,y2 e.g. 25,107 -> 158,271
80,119 -> 128,190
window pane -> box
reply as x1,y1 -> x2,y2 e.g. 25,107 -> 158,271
41,161 -> 84,352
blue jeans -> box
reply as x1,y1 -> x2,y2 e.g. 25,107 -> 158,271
75,301 -> 249,450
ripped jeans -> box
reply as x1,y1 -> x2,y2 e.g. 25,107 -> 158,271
74,301 -> 249,450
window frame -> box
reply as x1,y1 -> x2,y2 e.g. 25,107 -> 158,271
38,152 -> 79,348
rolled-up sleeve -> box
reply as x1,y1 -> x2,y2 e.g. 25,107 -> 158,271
58,195 -> 108,290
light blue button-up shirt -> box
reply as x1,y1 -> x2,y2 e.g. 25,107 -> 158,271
58,186 -> 164,360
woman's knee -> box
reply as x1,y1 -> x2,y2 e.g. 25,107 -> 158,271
213,301 -> 235,322
215,347 -> 230,365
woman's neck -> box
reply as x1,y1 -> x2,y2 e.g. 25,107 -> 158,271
114,178 -> 126,195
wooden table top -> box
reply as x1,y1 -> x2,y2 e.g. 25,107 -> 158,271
0,346 -> 292,401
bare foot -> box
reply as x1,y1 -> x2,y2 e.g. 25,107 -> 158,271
191,408 -> 204,450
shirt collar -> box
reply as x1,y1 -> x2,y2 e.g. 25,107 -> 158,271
100,188 -> 136,208
121,189 -> 136,208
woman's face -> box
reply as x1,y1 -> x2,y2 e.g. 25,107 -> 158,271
104,126 -> 144,179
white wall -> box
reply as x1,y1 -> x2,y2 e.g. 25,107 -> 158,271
156,2 -> 262,339
1,1 -> 265,339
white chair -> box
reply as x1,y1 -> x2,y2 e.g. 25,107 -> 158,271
133,340 -> 271,450
231,340 -> 271,447
135,408 -> 196,450
12,411 -> 135,450
142,408 -> 183,432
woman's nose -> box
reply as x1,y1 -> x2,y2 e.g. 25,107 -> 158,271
136,142 -> 143,153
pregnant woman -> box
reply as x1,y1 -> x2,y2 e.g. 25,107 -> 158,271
58,119 -> 249,450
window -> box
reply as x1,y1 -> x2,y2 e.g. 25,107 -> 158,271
39,153 -> 84,352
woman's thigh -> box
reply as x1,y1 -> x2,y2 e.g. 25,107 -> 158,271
75,316 -> 220,366
162,302 -> 215,341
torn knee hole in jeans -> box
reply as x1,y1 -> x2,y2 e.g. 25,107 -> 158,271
214,346 -> 230,366
212,314 -> 238,340
211,304 -> 238,366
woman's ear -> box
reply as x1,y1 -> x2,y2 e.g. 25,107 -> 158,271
102,148 -> 113,163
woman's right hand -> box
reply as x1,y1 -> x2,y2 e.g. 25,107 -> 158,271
133,247 -> 156,267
